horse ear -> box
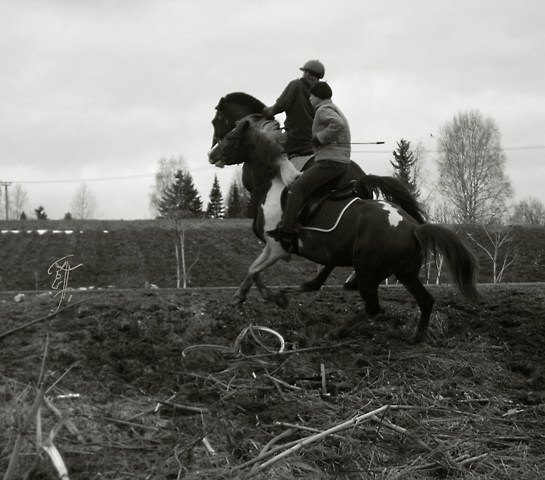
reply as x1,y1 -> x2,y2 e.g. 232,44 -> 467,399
239,119 -> 252,131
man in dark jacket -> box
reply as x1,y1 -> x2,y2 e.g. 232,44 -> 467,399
262,60 -> 325,156
267,81 -> 351,253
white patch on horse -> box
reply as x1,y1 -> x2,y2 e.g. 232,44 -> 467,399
262,177 -> 286,233
261,156 -> 301,237
277,155 -> 301,187
379,201 -> 403,227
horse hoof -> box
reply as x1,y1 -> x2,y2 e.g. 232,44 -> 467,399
231,295 -> 246,306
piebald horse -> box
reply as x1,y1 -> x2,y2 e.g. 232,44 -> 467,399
212,92 -> 427,292
209,118 -> 481,343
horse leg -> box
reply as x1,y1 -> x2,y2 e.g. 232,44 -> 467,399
253,273 -> 289,308
232,275 -> 254,305
328,268 -> 383,338
233,244 -> 288,307
396,272 -> 434,343
355,269 -> 383,317
232,245 -> 271,305
300,265 -> 334,292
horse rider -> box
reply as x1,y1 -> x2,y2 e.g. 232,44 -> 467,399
267,81 -> 351,253
262,60 -> 325,158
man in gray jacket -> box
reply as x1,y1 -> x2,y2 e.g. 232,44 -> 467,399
267,81 -> 351,253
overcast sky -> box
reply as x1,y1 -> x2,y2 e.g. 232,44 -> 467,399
1,0 -> 544,219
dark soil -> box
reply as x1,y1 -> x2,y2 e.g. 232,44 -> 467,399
1,283 -> 544,479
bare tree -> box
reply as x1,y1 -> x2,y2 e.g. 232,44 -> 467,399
437,110 -> 512,224
1,184 -> 29,219
149,155 -> 186,218
431,200 -> 455,224
511,197 -> 545,225
165,215 -> 200,288
70,182 -> 97,219
467,226 -> 518,283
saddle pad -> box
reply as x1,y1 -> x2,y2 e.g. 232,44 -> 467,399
300,197 -> 360,233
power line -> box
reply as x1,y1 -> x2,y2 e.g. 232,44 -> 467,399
353,144 -> 545,154
10,165 -> 217,185
13,173 -> 156,185
6,144 -> 545,184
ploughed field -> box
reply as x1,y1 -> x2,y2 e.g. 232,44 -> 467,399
1,283 -> 544,479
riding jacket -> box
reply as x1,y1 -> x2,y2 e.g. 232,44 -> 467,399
266,77 -> 318,155
312,99 -> 351,163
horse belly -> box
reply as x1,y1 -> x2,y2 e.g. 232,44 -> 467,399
298,231 -> 355,266
350,209 -> 419,270
299,202 -> 418,269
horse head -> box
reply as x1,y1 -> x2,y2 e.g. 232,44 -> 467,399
209,118 -> 253,167
209,117 -> 290,200
211,92 -> 266,147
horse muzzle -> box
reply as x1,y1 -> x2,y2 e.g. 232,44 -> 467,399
208,144 -> 226,168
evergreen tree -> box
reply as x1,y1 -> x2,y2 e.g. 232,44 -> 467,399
206,174 -> 225,219
34,206 -> 47,219
180,171 -> 203,216
225,180 -> 245,218
64,212 -> 73,220
244,193 -> 257,219
20,211 -> 27,220
158,170 -> 203,218
391,139 -> 420,198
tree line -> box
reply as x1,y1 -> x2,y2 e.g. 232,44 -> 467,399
148,157 -> 254,220
387,110 -> 544,225
2,109 -> 544,224
148,109 -> 544,225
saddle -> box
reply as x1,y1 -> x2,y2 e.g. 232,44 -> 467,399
280,178 -> 359,230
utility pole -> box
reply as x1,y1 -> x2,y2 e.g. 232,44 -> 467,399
1,182 -> 12,220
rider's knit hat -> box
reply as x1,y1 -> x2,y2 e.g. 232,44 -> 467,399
310,81 -> 332,100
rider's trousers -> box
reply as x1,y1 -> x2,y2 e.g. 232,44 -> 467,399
280,159 -> 349,234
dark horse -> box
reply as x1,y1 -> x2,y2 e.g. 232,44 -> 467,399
209,118 -> 481,343
212,92 -> 427,291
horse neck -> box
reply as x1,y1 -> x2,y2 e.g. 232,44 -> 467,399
229,104 -> 256,123
277,156 -> 300,187
242,153 -> 299,202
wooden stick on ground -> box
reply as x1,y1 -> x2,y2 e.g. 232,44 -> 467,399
254,405 -> 390,473
370,415 -> 434,452
250,428 -> 296,475
154,399 -> 209,415
320,363 -> 327,396
273,422 -> 350,443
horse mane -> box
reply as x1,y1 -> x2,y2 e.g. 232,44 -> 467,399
247,128 -> 299,187
216,92 -> 266,114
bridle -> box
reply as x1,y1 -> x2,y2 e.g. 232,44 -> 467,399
210,121 -> 245,166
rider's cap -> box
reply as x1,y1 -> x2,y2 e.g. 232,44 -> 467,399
300,59 -> 325,79
310,81 -> 332,100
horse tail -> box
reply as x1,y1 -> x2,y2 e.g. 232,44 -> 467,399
414,224 -> 481,302
355,174 -> 427,224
